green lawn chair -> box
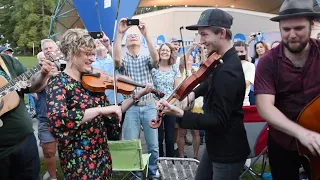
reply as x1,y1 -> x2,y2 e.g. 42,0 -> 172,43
109,139 -> 151,180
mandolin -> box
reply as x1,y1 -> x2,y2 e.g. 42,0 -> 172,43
0,51 -> 64,127
296,94 -> 320,180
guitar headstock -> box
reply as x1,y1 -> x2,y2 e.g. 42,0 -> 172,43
45,50 -> 65,63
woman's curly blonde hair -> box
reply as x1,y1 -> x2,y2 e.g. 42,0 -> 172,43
59,28 -> 96,61
158,42 -> 178,66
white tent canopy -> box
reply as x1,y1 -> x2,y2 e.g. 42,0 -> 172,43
138,0 -> 320,14
49,0 -> 320,39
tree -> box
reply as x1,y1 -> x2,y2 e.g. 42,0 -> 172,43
0,0 -> 16,47
0,0 -> 55,54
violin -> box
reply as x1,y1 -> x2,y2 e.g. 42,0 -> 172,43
149,52 -> 223,129
81,72 -> 165,99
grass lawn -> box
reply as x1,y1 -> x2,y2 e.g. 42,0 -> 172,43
16,56 -> 38,69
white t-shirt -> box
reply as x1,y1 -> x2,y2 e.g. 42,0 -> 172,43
241,61 -> 255,106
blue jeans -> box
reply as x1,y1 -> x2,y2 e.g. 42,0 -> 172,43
123,101 -> 159,178
249,90 -> 256,105
0,133 -> 40,180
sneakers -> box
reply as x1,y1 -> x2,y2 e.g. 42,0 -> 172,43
42,171 -> 50,180
42,170 -> 57,180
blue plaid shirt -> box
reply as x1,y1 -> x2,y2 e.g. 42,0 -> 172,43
118,52 -> 155,101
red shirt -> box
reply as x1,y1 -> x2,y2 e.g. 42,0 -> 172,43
254,39 -> 320,150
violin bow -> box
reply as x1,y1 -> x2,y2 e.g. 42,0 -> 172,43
179,26 -> 190,106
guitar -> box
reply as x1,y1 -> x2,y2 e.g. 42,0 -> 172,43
296,95 -> 320,180
0,51 -> 64,127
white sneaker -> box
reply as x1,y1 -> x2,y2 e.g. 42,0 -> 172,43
42,171 -> 50,180
42,169 -> 58,180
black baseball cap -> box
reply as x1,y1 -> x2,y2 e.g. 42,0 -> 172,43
186,9 -> 233,30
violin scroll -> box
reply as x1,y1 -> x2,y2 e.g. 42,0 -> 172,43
152,91 -> 165,99
149,111 -> 164,129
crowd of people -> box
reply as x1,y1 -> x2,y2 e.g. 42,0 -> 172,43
0,0 -> 320,179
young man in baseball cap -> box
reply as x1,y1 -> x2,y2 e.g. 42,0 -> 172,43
157,8 -> 250,179
255,0 -> 320,179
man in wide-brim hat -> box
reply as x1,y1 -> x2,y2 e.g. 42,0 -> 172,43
255,0 -> 320,179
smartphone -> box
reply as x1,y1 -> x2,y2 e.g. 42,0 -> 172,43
89,31 -> 103,39
126,19 -> 139,26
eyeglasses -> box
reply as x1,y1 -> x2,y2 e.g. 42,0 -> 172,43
127,34 -> 139,38
80,49 -> 96,58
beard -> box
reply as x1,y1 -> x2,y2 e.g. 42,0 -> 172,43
283,39 -> 309,53
282,26 -> 311,53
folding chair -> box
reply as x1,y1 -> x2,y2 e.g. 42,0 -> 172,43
240,105 -> 269,179
156,157 -> 200,180
108,139 -> 151,180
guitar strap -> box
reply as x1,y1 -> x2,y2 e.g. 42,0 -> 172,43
0,56 -> 11,79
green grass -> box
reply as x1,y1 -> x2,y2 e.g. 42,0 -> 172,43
16,56 -> 38,69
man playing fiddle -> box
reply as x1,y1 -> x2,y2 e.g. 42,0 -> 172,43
158,9 -> 250,179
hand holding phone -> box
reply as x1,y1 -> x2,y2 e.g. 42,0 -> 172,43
89,32 -> 103,39
118,18 -> 131,33
126,19 -> 139,26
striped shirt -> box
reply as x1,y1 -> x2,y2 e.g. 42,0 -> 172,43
118,52 -> 155,101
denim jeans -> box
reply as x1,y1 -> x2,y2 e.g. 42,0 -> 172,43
0,133 -> 40,180
195,148 -> 245,180
249,90 -> 256,105
38,118 -> 56,144
158,115 -> 176,157
123,101 -> 159,178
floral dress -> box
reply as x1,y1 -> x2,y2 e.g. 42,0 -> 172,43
47,72 -> 120,180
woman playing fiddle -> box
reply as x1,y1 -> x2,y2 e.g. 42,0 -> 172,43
157,9 -> 250,179
151,42 -> 181,158
47,28 -> 154,179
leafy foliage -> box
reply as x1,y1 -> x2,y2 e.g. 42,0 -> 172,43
0,0 -> 56,54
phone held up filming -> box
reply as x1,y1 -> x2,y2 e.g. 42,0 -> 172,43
126,19 -> 139,26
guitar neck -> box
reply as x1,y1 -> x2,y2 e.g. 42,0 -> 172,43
0,64 -> 41,98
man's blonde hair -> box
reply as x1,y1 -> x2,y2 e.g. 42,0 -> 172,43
40,39 -> 58,51
59,28 -> 96,61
